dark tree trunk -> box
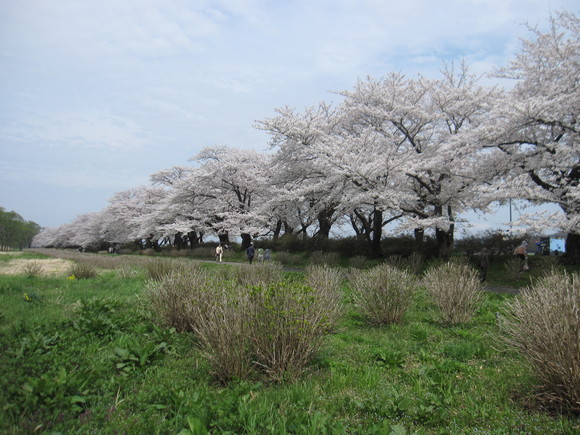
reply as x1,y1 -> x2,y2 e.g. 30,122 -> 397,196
218,233 -> 230,245
436,226 -> 454,259
433,205 -> 455,259
370,208 -> 383,258
187,231 -> 199,249
145,235 -> 158,250
316,208 -> 334,240
173,232 -> 184,250
414,228 -> 424,253
240,233 -> 252,250
273,220 -> 283,240
349,214 -> 364,238
283,221 -> 294,235
565,232 -> 580,264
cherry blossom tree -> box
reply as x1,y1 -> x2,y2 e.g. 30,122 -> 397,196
149,166 -> 207,249
108,185 -> 170,249
188,145 -> 272,249
258,104 -> 347,245
336,65 -> 500,257
481,11 -> 579,260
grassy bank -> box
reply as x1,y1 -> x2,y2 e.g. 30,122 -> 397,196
0,250 -> 578,433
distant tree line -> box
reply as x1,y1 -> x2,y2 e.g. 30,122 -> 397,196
0,207 -> 41,250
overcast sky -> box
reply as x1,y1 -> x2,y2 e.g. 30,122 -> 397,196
0,0 -> 576,233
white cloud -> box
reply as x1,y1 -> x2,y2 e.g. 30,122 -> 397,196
2,110 -> 153,151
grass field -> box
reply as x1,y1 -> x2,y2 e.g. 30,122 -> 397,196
0,250 -> 578,434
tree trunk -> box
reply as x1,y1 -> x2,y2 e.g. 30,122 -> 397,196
187,231 -> 199,249
173,232 -> 184,250
316,208 -> 334,240
273,220 -> 283,240
436,226 -> 454,259
370,208 -> 383,258
240,233 -> 252,250
434,205 -> 455,258
565,232 -> 580,264
283,221 -> 294,235
414,228 -> 424,254
219,233 -> 231,245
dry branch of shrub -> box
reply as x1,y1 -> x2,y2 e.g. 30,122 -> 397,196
67,262 -> 98,279
248,280 -> 337,382
190,284 -> 255,382
423,262 -> 484,325
147,266 -> 344,383
228,262 -> 283,287
305,264 -> 345,331
499,271 -> 580,413
349,263 -> 417,325
145,268 -> 213,332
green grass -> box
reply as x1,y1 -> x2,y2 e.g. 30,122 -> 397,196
0,252 -> 578,433
0,251 -> 52,262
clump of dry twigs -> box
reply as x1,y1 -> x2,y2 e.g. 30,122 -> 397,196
348,263 -> 417,325
498,271 -> 580,413
423,262 -> 484,325
147,265 -> 343,383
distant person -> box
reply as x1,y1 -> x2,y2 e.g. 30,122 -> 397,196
215,244 -> 223,262
513,241 -> 529,271
246,243 -> 255,264
478,248 -> 490,282
264,248 -> 271,262
257,247 -> 264,263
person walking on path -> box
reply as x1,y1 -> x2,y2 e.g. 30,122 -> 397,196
246,243 -> 255,264
264,248 -> 271,261
257,247 -> 264,263
215,244 -> 223,262
513,241 -> 529,271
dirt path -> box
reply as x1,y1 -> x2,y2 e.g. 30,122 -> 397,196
0,255 -> 73,276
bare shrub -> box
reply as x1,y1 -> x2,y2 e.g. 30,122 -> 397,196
190,283 -> 255,382
348,255 -> 367,269
305,264 -> 345,331
385,253 -> 424,275
538,255 -> 561,276
275,251 -> 302,266
423,262 -> 484,325
384,255 -> 406,270
349,263 -> 417,325
498,271 -> 579,412
145,258 -> 192,281
145,268 -> 213,333
406,252 -> 424,275
309,250 -> 339,266
249,280 -> 340,382
504,257 -> 524,281
116,265 -> 140,279
23,261 -> 43,278
148,267 -> 342,383
67,262 -> 98,279
229,262 -> 283,287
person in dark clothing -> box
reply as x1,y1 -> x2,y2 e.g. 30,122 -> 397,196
478,248 -> 490,282
246,243 -> 255,264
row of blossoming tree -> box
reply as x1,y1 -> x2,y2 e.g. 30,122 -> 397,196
34,12 -> 579,260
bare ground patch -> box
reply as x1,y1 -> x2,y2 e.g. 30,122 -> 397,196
0,258 -> 73,276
